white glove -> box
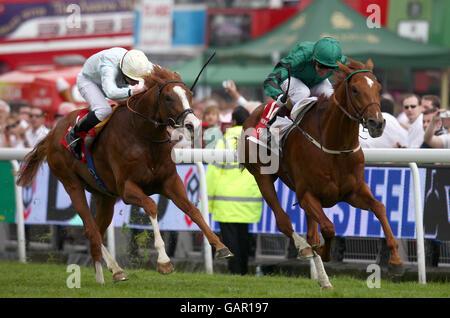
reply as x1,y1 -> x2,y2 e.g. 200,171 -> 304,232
130,82 -> 147,95
276,94 -> 287,107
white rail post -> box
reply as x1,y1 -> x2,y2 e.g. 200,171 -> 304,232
195,162 -> 214,275
10,160 -> 26,263
409,162 -> 426,284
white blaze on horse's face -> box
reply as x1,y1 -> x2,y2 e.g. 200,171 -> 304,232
173,85 -> 201,132
365,76 -> 374,88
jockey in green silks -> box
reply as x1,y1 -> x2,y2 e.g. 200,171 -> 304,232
263,37 -> 346,128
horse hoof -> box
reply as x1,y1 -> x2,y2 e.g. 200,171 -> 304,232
113,271 -> 129,282
216,247 -> 234,259
388,263 -> 405,276
157,261 -> 174,275
299,247 -> 314,259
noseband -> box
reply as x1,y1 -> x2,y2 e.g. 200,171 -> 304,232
334,70 -> 380,128
127,80 -> 193,128
126,80 -> 193,143
157,80 -> 194,128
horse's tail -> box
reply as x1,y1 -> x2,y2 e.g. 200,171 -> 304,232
16,133 -> 51,187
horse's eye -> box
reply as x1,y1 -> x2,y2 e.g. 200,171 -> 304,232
165,95 -> 173,102
351,86 -> 358,94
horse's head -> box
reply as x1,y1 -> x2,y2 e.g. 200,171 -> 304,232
141,66 -> 201,136
336,59 -> 385,138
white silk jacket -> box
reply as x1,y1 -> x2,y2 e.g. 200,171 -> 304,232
80,47 -> 130,101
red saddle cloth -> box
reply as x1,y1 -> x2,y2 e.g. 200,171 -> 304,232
254,100 -> 280,140
61,108 -> 97,163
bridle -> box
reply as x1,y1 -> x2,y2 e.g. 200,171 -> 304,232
333,69 -> 380,129
126,80 -> 193,143
292,69 -> 381,155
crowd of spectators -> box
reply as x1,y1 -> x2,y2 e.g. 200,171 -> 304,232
0,100 -> 78,150
359,92 -> 450,150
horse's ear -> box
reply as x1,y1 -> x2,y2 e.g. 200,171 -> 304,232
365,58 -> 374,71
337,61 -> 352,75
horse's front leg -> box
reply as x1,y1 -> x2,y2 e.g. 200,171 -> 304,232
120,180 -> 174,274
253,173 -> 313,258
162,174 -> 233,259
305,215 -> 332,262
298,191 -> 333,289
346,183 -> 404,274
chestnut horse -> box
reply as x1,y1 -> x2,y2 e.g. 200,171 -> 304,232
17,65 -> 232,283
243,59 -> 403,288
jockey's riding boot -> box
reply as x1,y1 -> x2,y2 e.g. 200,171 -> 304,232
265,105 -> 291,146
66,111 -> 101,160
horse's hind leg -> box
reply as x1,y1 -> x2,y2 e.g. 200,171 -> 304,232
120,180 -> 173,274
347,184 -> 403,274
62,182 -> 105,283
93,193 -> 128,282
162,174 -> 233,259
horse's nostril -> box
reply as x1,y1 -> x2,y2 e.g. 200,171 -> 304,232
185,122 -> 194,131
367,119 -> 377,128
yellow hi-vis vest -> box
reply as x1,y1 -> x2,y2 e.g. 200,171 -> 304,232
206,125 -> 262,223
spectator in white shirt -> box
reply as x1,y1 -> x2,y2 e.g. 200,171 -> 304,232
25,106 -> 50,148
420,94 -> 440,112
399,94 -> 424,148
421,108 -> 446,148
424,110 -> 450,148
359,97 -> 407,148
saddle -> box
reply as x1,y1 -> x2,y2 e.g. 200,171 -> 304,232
249,97 -> 318,149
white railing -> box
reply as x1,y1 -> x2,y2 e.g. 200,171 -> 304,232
0,148 -> 116,263
3,147 -> 450,284
173,147 -> 450,285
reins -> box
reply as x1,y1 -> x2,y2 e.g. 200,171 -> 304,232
336,69 -> 380,127
126,80 -> 193,143
125,53 -> 215,144
291,69 -> 379,155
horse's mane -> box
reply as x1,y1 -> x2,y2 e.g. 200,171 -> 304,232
331,58 -> 366,90
315,58 -> 366,107
143,65 -> 181,89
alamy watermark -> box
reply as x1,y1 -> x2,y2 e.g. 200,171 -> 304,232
66,4 -> 81,29
66,264 -> 81,288
366,264 -> 381,288
366,4 -> 381,29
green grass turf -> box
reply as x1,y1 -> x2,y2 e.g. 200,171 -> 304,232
0,261 -> 448,298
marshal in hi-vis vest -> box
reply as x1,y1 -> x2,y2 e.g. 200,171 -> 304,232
206,126 -> 262,223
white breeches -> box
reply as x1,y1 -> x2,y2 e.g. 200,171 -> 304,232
77,73 -> 112,121
280,77 -> 334,105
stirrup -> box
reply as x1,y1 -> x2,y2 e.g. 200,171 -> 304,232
66,129 -> 82,160
260,126 -> 272,147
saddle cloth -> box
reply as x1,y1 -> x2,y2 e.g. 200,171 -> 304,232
249,97 -> 318,149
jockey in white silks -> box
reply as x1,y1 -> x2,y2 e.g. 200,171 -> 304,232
66,47 -> 153,160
